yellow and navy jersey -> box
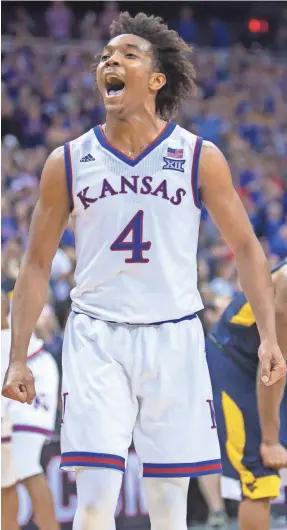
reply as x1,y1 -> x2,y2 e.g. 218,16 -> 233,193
210,258 -> 287,371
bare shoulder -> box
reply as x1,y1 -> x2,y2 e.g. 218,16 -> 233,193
201,139 -> 220,153
200,140 -> 228,169
40,146 -> 67,196
42,145 -> 65,176
48,145 -> 65,160
26,144 -> 70,257
36,145 -> 71,217
199,140 -> 232,191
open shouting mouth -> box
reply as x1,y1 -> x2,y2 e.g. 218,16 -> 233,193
105,74 -> 126,98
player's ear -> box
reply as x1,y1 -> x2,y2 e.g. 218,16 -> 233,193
149,72 -> 166,93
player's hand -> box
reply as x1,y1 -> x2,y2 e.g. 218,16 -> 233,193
260,442 -> 287,469
2,360 -> 36,404
258,340 -> 286,386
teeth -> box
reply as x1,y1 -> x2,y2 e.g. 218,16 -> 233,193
108,89 -> 123,96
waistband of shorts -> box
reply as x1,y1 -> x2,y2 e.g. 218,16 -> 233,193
73,311 -> 198,327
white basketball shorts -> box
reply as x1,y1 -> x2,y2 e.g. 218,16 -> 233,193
1,351 -> 59,488
60,311 -> 221,477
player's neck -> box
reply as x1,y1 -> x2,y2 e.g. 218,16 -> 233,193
104,112 -> 167,158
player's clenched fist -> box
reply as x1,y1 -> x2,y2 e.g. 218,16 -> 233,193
258,339 -> 287,386
2,360 -> 36,405
260,442 -> 287,469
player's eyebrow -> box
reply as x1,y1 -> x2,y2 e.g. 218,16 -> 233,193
103,43 -> 142,53
125,44 -> 142,52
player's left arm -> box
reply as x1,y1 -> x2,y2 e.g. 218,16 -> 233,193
257,266 -> 287,468
199,142 -> 286,386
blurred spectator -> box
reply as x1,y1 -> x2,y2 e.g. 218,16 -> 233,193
204,295 -> 232,332
1,197 -> 17,247
269,224 -> 287,258
8,7 -> 35,38
209,18 -> 230,48
13,200 -> 33,247
2,238 -> 24,285
36,304 -> 63,366
98,2 -> 120,41
80,11 -> 102,41
50,247 -> 74,328
276,23 -> 287,51
173,5 -> 197,44
2,94 -> 22,139
45,1 -> 74,40
198,474 -> 228,529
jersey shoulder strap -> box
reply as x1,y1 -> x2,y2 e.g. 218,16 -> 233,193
63,128 -> 98,210
174,125 -> 203,209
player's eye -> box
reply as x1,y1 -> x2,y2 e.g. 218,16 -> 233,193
101,54 -> 110,61
125,53 -> 137,58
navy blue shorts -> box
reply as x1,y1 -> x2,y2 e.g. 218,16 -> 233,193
206,337 -> 287,500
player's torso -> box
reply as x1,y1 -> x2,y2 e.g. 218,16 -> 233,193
211,258 -> 287,371
67,122 -> 203,323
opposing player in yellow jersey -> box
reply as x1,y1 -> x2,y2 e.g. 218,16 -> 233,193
207,259 -> 287,530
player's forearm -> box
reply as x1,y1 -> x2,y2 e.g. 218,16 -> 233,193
256,314 -> 287,444
257,370 -> 286,445
10,257 -> 51,363
234,241 -> 277,343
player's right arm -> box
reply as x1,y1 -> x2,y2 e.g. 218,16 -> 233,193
257,265 -> 287,468
199,142 -> 286,386
2,146 -> 70,404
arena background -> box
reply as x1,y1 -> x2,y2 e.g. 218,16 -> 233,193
1,0 -> 287,528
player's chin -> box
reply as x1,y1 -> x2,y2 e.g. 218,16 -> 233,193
104,99 -> 126,116
104,90 -> 126,110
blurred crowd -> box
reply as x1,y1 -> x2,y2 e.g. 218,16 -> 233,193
2,2 -> 287,368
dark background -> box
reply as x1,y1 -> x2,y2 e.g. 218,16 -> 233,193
2,1 -> 286,48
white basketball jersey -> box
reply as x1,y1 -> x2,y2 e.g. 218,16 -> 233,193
65,122 -> 203,323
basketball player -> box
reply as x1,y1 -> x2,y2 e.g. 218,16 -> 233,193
2,12 -> 286,530
1,293 -> 59,530
206,259 -> 287,530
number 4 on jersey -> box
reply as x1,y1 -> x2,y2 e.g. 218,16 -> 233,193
110,210 -> 151,263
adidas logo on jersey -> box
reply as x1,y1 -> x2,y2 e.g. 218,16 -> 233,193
80,154 -> 95,162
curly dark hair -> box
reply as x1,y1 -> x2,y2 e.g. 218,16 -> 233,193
92,11 -> 197,120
